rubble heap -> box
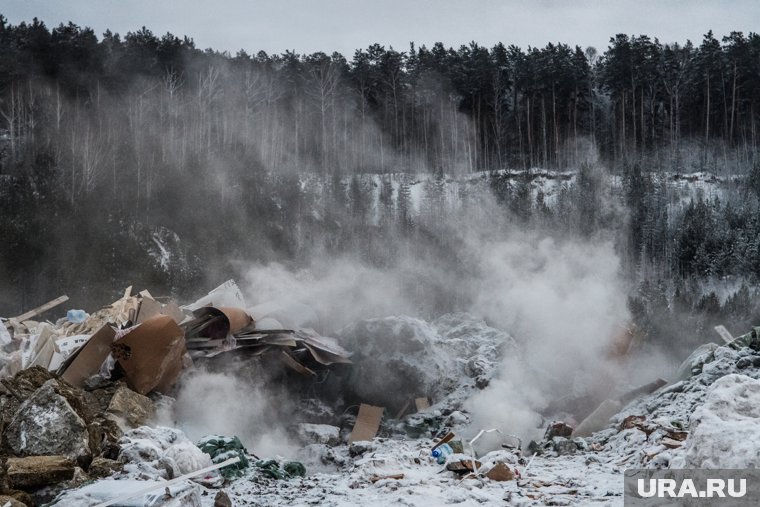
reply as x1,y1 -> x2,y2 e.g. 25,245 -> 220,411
586,327 -> 760,470
0,280 -> 352,506
4,280 -> 760,506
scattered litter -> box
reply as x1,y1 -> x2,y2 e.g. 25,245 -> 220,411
2,284 -> 760,506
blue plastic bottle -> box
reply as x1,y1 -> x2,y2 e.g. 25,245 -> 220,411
66,309 -> 88,323
431,443 -> 453,464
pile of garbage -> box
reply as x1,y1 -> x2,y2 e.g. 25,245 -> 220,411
0,280 -> 352,506
0,287 -> 526,505
520,325 -> 760,478
0,280 -> 351,392
584,327 -> 760,470
5,279 -> 760,506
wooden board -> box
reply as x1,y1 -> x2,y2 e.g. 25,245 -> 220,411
12,295 -> 69,322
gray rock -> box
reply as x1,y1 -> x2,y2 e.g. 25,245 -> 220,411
296,423 -> 341,446
0,496 -> 26,507
552,437 -> 577,456
6,455 -> 76,489
5,380 -> 91,462
675,343 -> 717,380
701,347 -> 740,385
214,490 -> 233,507
106,385 -> 155,430
349,441 -> 376,457
465,356 -> 488,378
88,457 -> 124,478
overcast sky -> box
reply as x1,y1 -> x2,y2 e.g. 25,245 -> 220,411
4,0 -> 759,56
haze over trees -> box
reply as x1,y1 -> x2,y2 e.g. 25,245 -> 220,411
2,16 -> 760,353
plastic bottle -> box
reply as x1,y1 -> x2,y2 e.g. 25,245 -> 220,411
431,443 -> 453,464
66,309 -> 88,323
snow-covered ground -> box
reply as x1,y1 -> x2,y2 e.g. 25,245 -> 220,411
48,315 -> 760,507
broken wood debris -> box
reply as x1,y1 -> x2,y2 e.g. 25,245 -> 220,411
10,295 -> 69,323
369,473 -> 404,483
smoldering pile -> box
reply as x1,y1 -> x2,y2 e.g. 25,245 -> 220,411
4,276 -> 759,506
0,281 -> 354,506
0,279 -> 520,506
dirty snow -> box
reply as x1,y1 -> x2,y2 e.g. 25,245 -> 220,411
47,316 -> 760,506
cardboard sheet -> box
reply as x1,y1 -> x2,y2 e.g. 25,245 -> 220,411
415,397 -> 430,411
30,336 -> 55,369
114,315 -> 186,395
60,325 -> 117,387
135,298 -> 163,324
349,404 -> 384,443
136,298 -> 186,325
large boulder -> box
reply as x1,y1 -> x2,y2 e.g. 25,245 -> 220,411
5,380 -> 91,463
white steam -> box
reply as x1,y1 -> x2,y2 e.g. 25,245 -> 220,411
466,235 -> 630,439
241,257 -> 437,332
159,370 -> 298,458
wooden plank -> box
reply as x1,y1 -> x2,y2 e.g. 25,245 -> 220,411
370,473 -> 404,483
394,399 -> 411,420
431,431 -> 455,452
714,325 -> 734,344
349,404 -> 384,443
93,456 -> 240,507
12,295 -> 69,322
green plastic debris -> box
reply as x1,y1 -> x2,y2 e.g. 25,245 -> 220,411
255,459 -> 307,480
449,440 -> 464,454
197,435 -> 250,479
256,460 -> 287,480
284,461 -> 306,478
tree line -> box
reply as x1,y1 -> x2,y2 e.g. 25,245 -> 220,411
2,16 -> 760,352
2,17 -> 760,178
